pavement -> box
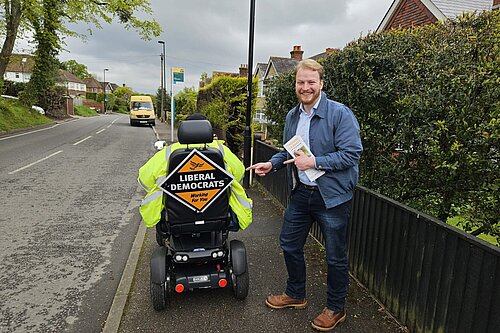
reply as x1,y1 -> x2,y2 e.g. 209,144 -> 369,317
102,119 -> 405,333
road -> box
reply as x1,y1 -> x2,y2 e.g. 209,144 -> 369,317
0,115 -> 158,332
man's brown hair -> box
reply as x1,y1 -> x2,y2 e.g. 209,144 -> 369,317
295,59 -> 324,80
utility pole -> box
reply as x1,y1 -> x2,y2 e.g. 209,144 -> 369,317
243,0 -> 256,188
171,67 -> 174,143
158,40 -> 165,122
103,68 -> 108,114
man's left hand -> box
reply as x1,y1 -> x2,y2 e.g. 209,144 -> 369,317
283,150 -> 315,171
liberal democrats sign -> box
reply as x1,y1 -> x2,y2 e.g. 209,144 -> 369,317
159,149 -> 233,212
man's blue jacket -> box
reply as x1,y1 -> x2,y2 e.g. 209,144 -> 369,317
269,92 -> 363,209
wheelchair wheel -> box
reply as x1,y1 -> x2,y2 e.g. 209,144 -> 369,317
231,263 -> 249,300
150,281 -> 167,311
229,240 -> 249,300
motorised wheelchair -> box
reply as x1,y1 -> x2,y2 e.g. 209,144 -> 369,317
150,119 -> 249,311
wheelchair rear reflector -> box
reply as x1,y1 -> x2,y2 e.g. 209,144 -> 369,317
175,284 -> 185,293
218,279 -> 227,288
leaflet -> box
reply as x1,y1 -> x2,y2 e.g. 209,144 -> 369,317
283,135 -> 325,182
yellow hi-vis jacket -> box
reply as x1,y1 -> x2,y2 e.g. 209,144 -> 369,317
137,140 -> 253,230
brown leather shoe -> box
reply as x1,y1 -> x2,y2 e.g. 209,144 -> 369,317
265,293 -> 307,309
311,308 -> 346,331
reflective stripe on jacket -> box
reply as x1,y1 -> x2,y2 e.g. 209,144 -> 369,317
138,141 -> 253,229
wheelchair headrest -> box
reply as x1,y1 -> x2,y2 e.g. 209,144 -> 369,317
178,119 -> 214,144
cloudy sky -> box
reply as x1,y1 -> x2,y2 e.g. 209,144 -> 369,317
19,0 -> 394,94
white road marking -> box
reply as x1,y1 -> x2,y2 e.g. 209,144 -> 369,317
96,129 -> 106,134
0,124 -> 60,141
73,136 -> 93,146
8,150 -> 63,174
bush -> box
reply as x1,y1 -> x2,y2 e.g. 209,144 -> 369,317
2,81 -> 28,97
197,76 -> 257,156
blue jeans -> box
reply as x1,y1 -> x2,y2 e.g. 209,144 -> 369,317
280,185 -> 351,312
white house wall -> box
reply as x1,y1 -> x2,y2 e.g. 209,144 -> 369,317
3,71 -> 32,83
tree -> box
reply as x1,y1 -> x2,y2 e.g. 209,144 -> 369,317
264,71 -> 296,144
60,59 -> 91,79
0,0 -> 162,79
114,85 -> 135,100
20,0 -> 63,115
155,87 -> 170,119
112,86 -> 135,113
0,0 -> 22,84
174,87 -> 197,121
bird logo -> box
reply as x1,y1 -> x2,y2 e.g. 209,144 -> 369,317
189,160 -> 204,170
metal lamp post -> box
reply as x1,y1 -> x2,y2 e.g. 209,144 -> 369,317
243,0 -> 256,188
158,40 -> 166,122
103,68 -> 109,114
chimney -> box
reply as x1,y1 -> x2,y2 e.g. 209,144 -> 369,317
239,64 -> 248,77
290,45 -> 304,61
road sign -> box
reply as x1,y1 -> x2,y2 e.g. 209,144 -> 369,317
159,149 -> 233,212
173,67 -> 184,84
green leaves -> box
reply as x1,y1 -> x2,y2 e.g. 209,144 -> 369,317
197,76 -> 257,156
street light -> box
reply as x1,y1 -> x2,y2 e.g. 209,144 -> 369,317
158,40 -> 166,122
243,0 -> 256,188
103,68 -> 109,114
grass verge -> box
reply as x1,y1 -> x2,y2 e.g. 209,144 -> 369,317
75,105 -> 98,117
0,97 -> 52,132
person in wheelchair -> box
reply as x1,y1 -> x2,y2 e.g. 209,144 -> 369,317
138,113 -> 252,309
137,113 -> 252,235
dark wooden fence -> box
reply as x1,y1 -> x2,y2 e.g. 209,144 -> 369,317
252,140 -> 500,333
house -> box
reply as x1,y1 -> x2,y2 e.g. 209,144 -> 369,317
58,70 -> 86,98
83,77 -> 104,94
3,54 -> 34,83
253,46 -> 302,128
377,0 -> 499,32
253,62 -> 268,125
100,81 -> 119,94
56,69 -> 86,115
109,82 -> 119,92
250,45 -> 304,138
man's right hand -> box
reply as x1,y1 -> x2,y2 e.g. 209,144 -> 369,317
246,162 -> 272,177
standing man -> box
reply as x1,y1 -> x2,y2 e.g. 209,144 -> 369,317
247,59 -> 362,331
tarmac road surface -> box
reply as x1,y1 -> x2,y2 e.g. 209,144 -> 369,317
0,115 -> 160,332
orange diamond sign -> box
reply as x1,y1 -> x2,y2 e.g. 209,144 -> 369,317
159,149 -> 234,212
